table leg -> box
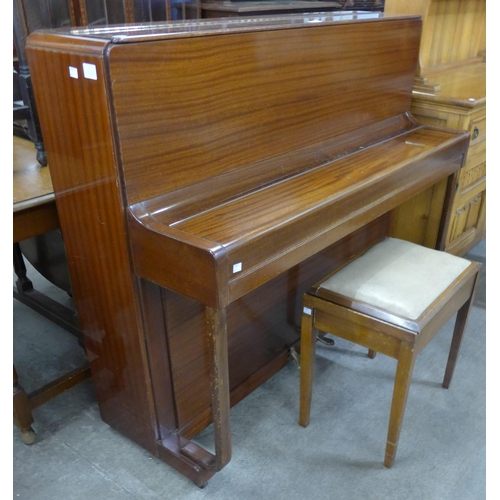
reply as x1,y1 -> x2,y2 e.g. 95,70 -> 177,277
13,365 -> 36,444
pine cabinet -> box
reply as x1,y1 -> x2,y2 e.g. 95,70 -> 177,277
387,0 -> 486,255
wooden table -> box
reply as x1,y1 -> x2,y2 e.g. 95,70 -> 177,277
13,136 -> 89,444
13,136 -> 58,243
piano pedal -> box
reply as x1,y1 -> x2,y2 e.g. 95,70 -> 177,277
317,332 -> 335,346
289,332 -> 336,369
289,346 -> 300,369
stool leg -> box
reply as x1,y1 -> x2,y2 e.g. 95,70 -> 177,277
384,344 -> 416,468
442,295 -> 474,389
299,309 -> 317,428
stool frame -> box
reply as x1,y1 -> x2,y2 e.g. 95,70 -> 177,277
299,259 -> 481,468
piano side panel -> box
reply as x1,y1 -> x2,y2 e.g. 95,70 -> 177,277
108,17 -> 422,205
26,40 -> 160,454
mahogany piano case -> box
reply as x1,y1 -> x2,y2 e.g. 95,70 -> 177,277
26,12 -> 469,485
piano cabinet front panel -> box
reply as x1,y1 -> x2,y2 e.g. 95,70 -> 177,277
140,215 -> 391,439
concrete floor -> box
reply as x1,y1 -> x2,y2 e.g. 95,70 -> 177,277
13,239 -> 486,499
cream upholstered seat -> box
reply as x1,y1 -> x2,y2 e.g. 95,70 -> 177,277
299,237 -> 481,468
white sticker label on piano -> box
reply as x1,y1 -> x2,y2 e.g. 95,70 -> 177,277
69,66 -> 78,79
303,307 -> 312,316
82,63 -> 98,80
232,262 -> 242,274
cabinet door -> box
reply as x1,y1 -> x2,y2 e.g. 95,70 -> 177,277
445,140 -> 486,255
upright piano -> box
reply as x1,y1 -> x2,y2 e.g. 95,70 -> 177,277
26,12 -> 470,486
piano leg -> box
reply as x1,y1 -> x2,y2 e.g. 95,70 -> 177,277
180,307 -> 232,471
205,306 -> 232,470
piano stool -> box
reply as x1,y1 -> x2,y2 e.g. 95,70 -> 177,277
298,237 -> 481,467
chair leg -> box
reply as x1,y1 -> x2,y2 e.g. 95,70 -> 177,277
384,343 -> 416,468
299,307 -> 317,428
368,349 -> 377,359
442,295 -> 474,389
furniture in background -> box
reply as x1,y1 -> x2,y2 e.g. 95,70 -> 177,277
201,1 -> 341,18
299,238 -> 481,467
200,0 -> 387,18
13,0 -> 48,166
13,136 -> 90,444
13,2 -> 90,424
339,0 -> 384,9
13,0 -> 203,161
385,0 -> 486,256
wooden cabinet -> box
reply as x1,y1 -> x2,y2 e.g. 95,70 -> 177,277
387,0 -> 486,255
410,64 -> 486,256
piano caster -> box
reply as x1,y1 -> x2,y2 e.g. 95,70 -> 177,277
317,333 -> 335,347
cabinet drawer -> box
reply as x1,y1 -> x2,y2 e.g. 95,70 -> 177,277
466,137 -> 486,160
458,146 -> 486,194
469,110 -> 486,147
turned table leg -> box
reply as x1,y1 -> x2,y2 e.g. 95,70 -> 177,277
13,365 -> 36,444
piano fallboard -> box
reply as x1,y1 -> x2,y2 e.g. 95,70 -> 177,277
129,116 -> 468,307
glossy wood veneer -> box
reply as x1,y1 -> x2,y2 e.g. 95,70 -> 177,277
26,40 -> 158,454
26,14 -> 470,485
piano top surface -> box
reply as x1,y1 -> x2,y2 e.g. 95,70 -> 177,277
35,11 -> 417,43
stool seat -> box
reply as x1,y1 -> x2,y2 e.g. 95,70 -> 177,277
299,237 -> 481,468
317,238 -> 471,321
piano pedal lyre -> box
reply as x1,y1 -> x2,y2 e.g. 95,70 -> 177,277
289,331 -> 336,370
289,346 -> 301,369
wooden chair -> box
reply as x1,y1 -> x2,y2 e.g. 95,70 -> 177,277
298,237 -> 481,468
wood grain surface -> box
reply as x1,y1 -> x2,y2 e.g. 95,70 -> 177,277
26,14 -> 471,485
